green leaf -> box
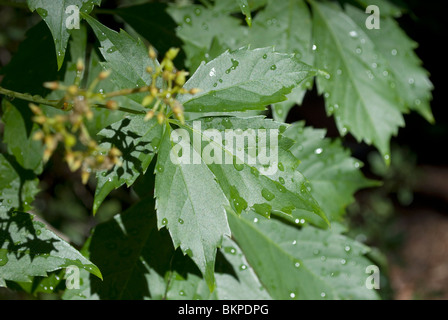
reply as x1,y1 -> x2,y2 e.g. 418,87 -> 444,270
62,197 -> 268,300
0,22 -> 62,174
237,0 -> 252,26
63,197 -> 175,300
179,46 -> 317,113
214,237 -> 272,300
228,210 -> 379,300
115,2 -> 186,67
167,4 -> 244,71
311,1 -> 405,159
0,154 -> 39,212
1,101 -> 45,174
346,5 -> 434,123
83,13 -> 158,100
27,0 -> 101,69
180,116 -> 328,226
163,237 -> 272,300
243,0 -> 314,120
285,122 -> 379,223
0,207 -> 101,285
93,116 -> 163,215
155,125 -> 231,290
82,49 -> 128,137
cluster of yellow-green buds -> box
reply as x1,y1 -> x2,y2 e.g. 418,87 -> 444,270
31,61 -> 122,184
142,46 -> 200,124
30,46 -> 199,184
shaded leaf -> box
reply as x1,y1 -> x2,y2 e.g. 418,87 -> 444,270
93,116 -> 163,214
0,207 -> 101,285
27,0 -> 101,69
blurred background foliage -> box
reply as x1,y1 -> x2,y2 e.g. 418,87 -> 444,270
0,0 -> 447,299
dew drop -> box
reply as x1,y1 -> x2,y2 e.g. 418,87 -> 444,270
183,15 -> 192,25
261,188 -> 275,201
279,177 -> 285,185
312,44 -> 317,51
36,8 -> 48,18
161,218 -> 168,226
179,290 -> 186,296
294,261 -> 301,268
178,218 -> 184,224
262,54 -> 268,59
391,49 -> 398,56
270,64 -> 277,70
321,292 -> 326,298
290,292 -> 296,299
314,148 -> 323,155
341,259 -> 347,265
239,264 -> 247,271
278,162 -> 284,171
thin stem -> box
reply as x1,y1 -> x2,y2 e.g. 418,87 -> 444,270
0,86 -> 59,107
0,86 -> 146,115
92,103 -> 146,115
104,86 -> 149,98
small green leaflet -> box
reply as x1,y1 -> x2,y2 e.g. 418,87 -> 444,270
236,0 -> 252,26
244,0 -> 314,121
0,207 -> 101,285
155,125 -> 231,291
83,13 -> 159,102
93,116 -> 163,214
228,210 -> 379,300
27,0 -> 101,70
1,101 -> 44,175
346,5 -> 434,123
167,4 -> 244,71
285,122 -> 379,224
179,46 -> 317,113
0,154 -> 39,212
311,1 -> 405,160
